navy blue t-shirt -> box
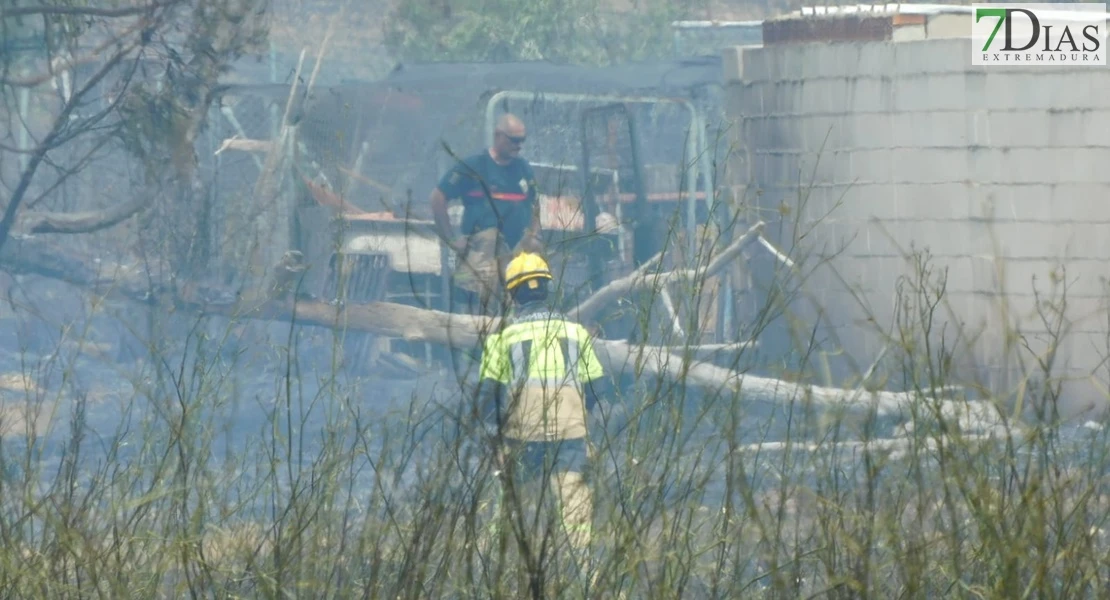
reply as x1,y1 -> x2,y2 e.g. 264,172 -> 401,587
436,151 -> 538,250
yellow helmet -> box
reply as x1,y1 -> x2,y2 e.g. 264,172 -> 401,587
504,252 -> 553,292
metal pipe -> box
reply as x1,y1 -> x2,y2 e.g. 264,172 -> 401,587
670,20 -> 765,27
696,108 -> 732,342
611,170 -> 624,262
683,113 -> 699,263
483,90 -> 701,258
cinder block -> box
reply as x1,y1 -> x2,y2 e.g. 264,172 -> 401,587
993,258 -> 1074,296
725,151 -> 749,184
1069,147 -> 1110,183
845,220 -> 899,257
856,42 -> 897,77
822,182 -> 860,214
722,46 -> 745,84
893,38 -> 972,76
802,114 -> 850,152
892,182 -> 974,221
760,153 -> 805,187
792,79 -> 824,114
1055,260 -> 1110,298
967,147 -> 1066,186
970,183 -> 1055,223
891,110 -> 969,148
893,73 -> 968,112
791,77 -> 840,114
827,150 -> 855,186
857,219 -> 927,257
742,116 -> 773,150
784,44 -> 817,81
724,83 -> 747,119
850,113 -> 895,151
741,48 -> 772,83
756,184 -> 800,215
1044,109 -> 1094,148
811,149 -> 842,184
897,220 -> 982,257
849,148 -> 894,183
987,73 -> 1054,110
762,80 -> 790,114
979,72 -> 1106,111
1052,224 -> 1110,260
824,77 -> 855,114
968,254 -> 1003,294
950,221 -> 994,257
732,82 -> 768,118
839,182 -> 902,221
1073,110 -> 1110,146
938,255 -> 977,294
812,43 -> 857,79
760,48 -> 787,82
1062,331 -> 1110,385
966,109 -> 992,147
843,76 -> 896,113
891,147 -> 971,184
1050,184 -> 1110,223
985,110 -> 1051,147
1017,147 -> 1110,184
796,183 -> 839,221
987,222 -> 1108,260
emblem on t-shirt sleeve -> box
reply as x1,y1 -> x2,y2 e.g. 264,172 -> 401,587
519,178 -> 529,194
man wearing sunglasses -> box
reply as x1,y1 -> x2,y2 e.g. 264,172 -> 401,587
430,112 -> 543,316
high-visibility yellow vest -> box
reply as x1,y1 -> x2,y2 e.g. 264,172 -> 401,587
479,308 -> 605,442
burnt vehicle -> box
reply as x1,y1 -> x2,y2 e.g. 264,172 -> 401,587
202,54 -> 744,369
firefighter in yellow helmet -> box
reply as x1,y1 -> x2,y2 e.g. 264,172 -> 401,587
475,251 -> 612,563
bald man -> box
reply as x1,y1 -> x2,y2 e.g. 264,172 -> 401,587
431,113 -> 541,257
431,113 -> 542,316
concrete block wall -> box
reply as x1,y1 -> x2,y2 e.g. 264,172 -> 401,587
724,37 -> 1110,418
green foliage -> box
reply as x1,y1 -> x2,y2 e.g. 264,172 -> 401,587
383,0 -> 703,66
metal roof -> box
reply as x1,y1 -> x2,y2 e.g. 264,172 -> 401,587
793,3 -> 971,17
792,2 -> 1110,21
379,55 -> 724,97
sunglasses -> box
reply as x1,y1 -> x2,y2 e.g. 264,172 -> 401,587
498,131 -> 526,145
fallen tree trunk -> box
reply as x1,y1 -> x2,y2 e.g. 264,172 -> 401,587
0,234 -> 957,419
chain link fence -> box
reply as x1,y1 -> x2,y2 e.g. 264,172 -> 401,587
196,55 -> 742,346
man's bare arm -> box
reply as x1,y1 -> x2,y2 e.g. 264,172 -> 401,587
430,187 -> 465,252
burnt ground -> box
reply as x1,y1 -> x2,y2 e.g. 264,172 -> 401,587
0,274 -> 1105,523
2,274 -> 1110,597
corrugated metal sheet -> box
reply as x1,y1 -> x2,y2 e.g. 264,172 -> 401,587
766,3 -> 1110,46
795,4 -> 971,17
764,14 -> 895,45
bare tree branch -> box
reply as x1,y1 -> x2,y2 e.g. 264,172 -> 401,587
20,195 -> 147,234
24,127 -> 119,210
570,220 -> 766,323
0,18 -> 146,88
0,1 -> 173,19
0,38 -> 142,254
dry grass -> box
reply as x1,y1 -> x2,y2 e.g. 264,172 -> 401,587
1,95 -> 1109,598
